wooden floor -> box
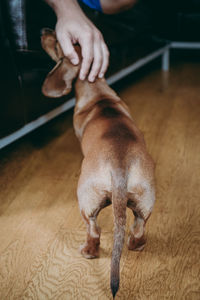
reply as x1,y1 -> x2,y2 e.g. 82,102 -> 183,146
0,61 -> 200,300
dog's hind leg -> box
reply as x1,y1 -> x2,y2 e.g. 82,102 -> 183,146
127,184 -> 155,251
80,209 -> 101,259
127,210 -> 147,251
79,192 -> 111,259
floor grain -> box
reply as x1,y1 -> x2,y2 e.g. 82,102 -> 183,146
0,61 -> 200,299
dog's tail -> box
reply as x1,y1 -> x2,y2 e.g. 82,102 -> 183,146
110,169 -> 128,299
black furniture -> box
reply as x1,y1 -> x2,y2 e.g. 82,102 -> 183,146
0,0 -> 199,149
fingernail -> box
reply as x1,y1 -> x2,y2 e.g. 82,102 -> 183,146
99,73 -> 104,78
89,76 -> 95,82
79,73 -> 85,80
71,58 -> 79,65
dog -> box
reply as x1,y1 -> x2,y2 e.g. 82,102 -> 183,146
41,28 -> 155,299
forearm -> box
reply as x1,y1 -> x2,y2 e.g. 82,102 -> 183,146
101,0 -> 138,14
45,0 -> 84,19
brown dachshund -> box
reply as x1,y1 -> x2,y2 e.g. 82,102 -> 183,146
41,28 -> 155,299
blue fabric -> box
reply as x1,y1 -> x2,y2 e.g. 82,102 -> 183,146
80,0 -> 102,12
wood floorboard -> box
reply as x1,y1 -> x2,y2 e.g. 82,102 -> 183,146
0,61 -> 200,299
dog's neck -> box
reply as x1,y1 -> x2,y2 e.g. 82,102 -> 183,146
74,77 -> 120,113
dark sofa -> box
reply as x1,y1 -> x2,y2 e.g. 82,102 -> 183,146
0,0 -> 199,149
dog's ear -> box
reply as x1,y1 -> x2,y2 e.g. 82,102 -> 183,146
41,28 -> 63,62
42,57 -> 79,98
41,28 -> 81,98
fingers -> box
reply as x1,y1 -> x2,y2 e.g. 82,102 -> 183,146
98,43 -> 109,79
56,21 -> 109,81
79,32 -> 94,80
79,31 -> 109,82
88,40 -> 103,82
57,31 -> 79,65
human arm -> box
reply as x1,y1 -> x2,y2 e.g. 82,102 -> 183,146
45,0 -> 109,82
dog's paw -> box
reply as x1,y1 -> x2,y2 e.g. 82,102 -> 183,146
127,235 -> 146,251
79,243 -> 99,259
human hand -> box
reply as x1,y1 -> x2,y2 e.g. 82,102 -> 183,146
54,1 -> 109,82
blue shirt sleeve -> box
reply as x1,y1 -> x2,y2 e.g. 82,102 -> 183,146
79,0 -> 102,12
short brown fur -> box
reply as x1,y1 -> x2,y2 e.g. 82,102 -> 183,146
41,29 -> 156,299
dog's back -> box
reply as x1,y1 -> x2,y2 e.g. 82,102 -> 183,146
41,29 -> 155,298
74,92 -> 155,298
